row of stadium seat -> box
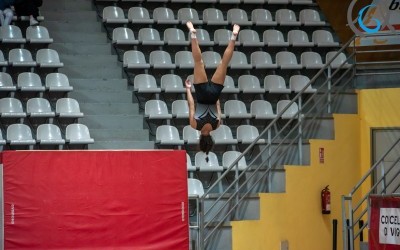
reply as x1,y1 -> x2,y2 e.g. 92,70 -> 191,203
0,49 -> 63,68
113,27 -> 339,48
124,50 -> 349,70
103,7 -> 325,27
99,0 -> 313,4
0,25 -> 53,44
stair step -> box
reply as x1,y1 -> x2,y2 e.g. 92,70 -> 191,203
79,103 -> 139,115
81,115 -> 144,129
51,31 -> 108,43
90,129 -> 149,141
89,141 -> 155,150
41,0 -> 93,11
41,11 -> 98,22
50,43 -> 111,55
69,90 -> 132,103
70,79 -> 128,91
42,21 -> 102,32
59,65 -> 122,79
60,54 -> 119,66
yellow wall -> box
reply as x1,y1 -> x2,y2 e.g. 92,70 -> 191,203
231,88 -> 400,249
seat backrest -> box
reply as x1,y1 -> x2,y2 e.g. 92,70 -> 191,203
145,100 -> 168,116
195,151 -> 219,168
149,50 -> 173,65
227,8 -> 249,23
113,27 -> 135,41
202,51 -> 221,66
0,72 -> 13,87
0,50 -> 5,63
263,30 -> 286,43
326,52 -> 347,66
196,29 -> 212,42
264,75 -> 287,90
175,51 -> 194,66
124,50 -> 147,65
0,25 -> 23,39
187,154 -> 196,171
134,74 -> 157,89
230,51 -> 249,66
290,75 -> 312,91
66,124 -> 91,140
26,26 -> 50,40
213,29 -> 232,44
222,150 -> 247,169
172,100 -> 189,115
9,48 -> 33,63
300,9 -> 322,22
276,51 -> 298,65
37,124 -> 63,140
177,8 -> 200,22
313,30 -> 335,43
56,98 -> 81,114
224,75 -> 235,89
210,125 -> 234,140
238,75 -> 261,90
139,28 -> 161,42
288,30 -> 310,43
46,73 -> 70,88
251,9 -> 274,23
251,100 -> 274,116
188,178 -> 204,196
203,8 -> 225,23
156,125 -> 180,141
7,124 -> 33,140
153,7 -> 176,21
239,29 -> 261,43
276,9 -> 297,22
183,125 -> 200,141
224,100 -> 248,115
27,97 -> 52,113
251,51 -> 274,65
161,74 -> 183,89
164,28 -> 186,42
0,97 -> 23,113
36,49 -> 61,63
18,72 -> 42,88
103,6 -> 125,20
301,51 -> 323,65
128,7 -> 151,20
277,100 -> 299,118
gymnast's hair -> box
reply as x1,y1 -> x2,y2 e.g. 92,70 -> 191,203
199,134 -> 214,163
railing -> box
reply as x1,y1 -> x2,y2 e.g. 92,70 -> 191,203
197,34 -> 364,249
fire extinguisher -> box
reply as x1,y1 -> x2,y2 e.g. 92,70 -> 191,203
321,185 -> 331,214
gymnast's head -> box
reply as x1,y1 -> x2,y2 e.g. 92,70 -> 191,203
199,134 -> 214,162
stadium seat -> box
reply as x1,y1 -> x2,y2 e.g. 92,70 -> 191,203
263,30 -> 289,47
301,51 -> 324,69
288,30 -> 314,47
276,51 -> 302,69
290,75 -> 317,93
250,100 -> 276,119
187,155 -> 197,174
149,50 -> 176,69
227,9 -> 252,26
36,124 -> 65,146
264,75 -> 291,94
128,7 -> 154,24
145,100 -> 172,119
195,151 -> 223,172
138,28 -> 164,46
112,27 -> 139,45
9,48 -> 36,67
153,7 -> 179,24
0,50 -> 8,67
312,30 -> 339,47
203,8 -> 228,25
56,98 -> 84,118
276,9 -> 301,26
326,52 -> 351,68
27,97 -> 55,118
177,8 -> 202,24
202,51 -> 221,69
229,51 -> 252,69
164,28 -> 189,46
221,75 -> 240,94
17,72 -> 45,92
243,0 -> 265,4
175,51 -> 194,69
123,50 -> 150,69
6,124 -> 36,146
161,74 -> 185,93
213,29 -> 240,46
183,125 -> 200,144
268,0 -> 289,4
102,6 -> 128,24
238,75 -> 265,94
239,29 -> 264,47
36,49 -> 64,68
0,72 -> 16,94
134,74 -> 161,93
299,9 -> 326,26
0,97 -> 26,119
250,51 -> 277,69
172,100 -> 189,118
66,124 -> 94,144
196,0 -> 217,4
210,125 -> 238,144
251,9 -> 277,26
224,100 -> 252,119
222,151 -> 248,170
0,25 -> 26,44
26,26 -> 53,44
194,29 -> 214,46
291,0 -> 313,4
0,131 -> 6,148
45,73 -> 73,93
277,100 -> 301,119
188,178 -> 204,197
156,125 -> 184,145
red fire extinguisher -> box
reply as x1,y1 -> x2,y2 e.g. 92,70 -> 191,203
321,185 -> 331,214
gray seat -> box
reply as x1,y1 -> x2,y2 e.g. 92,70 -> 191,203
0,130 -> 6,146
238,75 -> 265,94
195,151 -> 223,172
172,100 -> 189,118
193,29 -> 214,46
229,51 -> 252,69
276,9 -> 301,26
213,29 -> 240,46
250,100 -> 276,119
236,125 -> 266,144
0,25 -> 26,44
6,124 -> 36,146
202,51 -> 221,69
26,26 -> 53,44
123,50 -> 150,69
153,7 -> 179,24
102,6 -> 128,24
17,72 -> 45,92
175,51 -> 194,69
164,28 -> 189,46
264,75 -> 291,94
188,178 -> 204,197
149,50 -> 176,69
222,151 -> 248,171
66,123 -> 94,144
203,8 -> 228,25
0,72 -> 16,93
239,29 -> 264,47
138,28 -> 164,46
183,125 -> 200,144
250,51 -> 278,69
134,74 -> 161,93
36,49 -> 64,68
288,30 -> 314,47
9,48 -> 36,67
161,74 -> 185,93
46,73 -> 73,92
221,75 -> 240,94
251,9 -> 277,26
56,98 -> 84,118
0,50 -> 7,67
326,52 -> 351,69
263,30 -> 289,47
220,0 -> 241,4
289,75 -> 317,93
112,27 -> 139,45
299,9 -> 326,26
0,97 -> 26,118
187,155 -> 197,173
291,0 -> 313,4
268,0 -> 289,3
312,30 -> 339,47
196,0 -> 217,5
128,7 -> 154,24
210,125 -> 238,145
36,124 -> 65,146
177,8 -> 202,24
276,51 -> 302,69
27,97 -> 55,118
301,51 -> 324,69
243,0 -> 265,4
227,9 -> 252,25
156,125 -> 184,145
224,100 -> 252,119
277,100 -> 301,119
145,100 -> 172,119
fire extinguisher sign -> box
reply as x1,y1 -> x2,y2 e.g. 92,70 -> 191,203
379,208 -> 400,245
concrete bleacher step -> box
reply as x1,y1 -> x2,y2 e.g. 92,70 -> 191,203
89,141 -> 155,150
42,21 -> 102,33
40,11 -> 98,22
90,129 -> 149,141
59,65 -> 122,79
41,0 -> 93,11
50,43 -> 111,55
60,54 -> 119,66
70,79 -> 127,90
51,31 -> 108,43
69,90 -> 132,103
81,115 -> 144,129
80,103 -> 139,115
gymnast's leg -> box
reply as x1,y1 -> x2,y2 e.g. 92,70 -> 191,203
186,21 -> 208,84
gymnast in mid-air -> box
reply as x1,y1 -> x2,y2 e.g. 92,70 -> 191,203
185,21 -> 240,159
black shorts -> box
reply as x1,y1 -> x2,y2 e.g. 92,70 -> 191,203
194,81 -> 224,105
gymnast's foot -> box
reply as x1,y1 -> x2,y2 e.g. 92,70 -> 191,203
186,21 -> 196,34
232,24 -> 240,36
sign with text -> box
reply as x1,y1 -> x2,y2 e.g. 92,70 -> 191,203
379,208 -> 400,244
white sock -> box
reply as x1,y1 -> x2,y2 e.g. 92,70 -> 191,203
190,32 -> 197,39
230,33 -> 237,41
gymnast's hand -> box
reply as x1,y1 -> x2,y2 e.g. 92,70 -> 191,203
185,79 -> 192,89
